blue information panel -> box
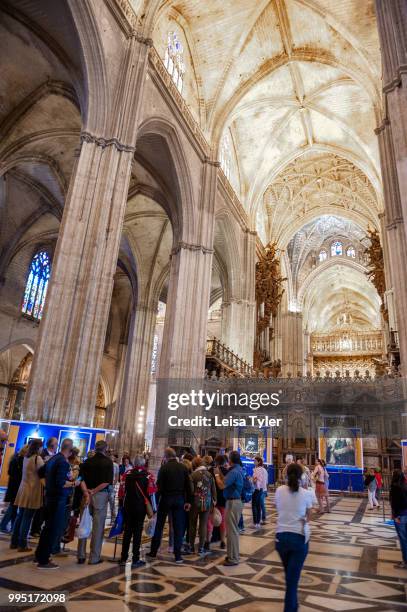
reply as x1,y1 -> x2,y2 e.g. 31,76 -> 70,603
0,419 -> 118,487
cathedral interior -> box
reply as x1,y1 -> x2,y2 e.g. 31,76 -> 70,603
0,0 -> 407,608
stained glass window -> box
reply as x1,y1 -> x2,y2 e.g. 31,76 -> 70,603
331,241 -> 342,256
319,249 -> 327,262
346,246 -> 356,258
164,31 -> 185,93
21,251 -> 51,320
220,134 -> 231,180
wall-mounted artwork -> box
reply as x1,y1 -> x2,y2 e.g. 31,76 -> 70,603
58,430 -> 91,458
319,427 -> 363,468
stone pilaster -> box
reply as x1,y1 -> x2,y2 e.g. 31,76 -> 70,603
24,36 -> 150,425
375,1 -> 407,238
375,117 -> 407,370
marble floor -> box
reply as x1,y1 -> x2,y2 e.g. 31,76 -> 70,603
0,495 -> 406,611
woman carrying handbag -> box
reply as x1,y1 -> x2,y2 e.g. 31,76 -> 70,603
119,456 -> 153,568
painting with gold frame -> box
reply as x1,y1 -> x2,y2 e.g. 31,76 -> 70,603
238,427 -> 266,459
319,427 -> 363,468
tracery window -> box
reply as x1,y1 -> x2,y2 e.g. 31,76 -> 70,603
319,249 -> 327,262
220,134 -> 231,180
21,250 -> 51,320
331,241 -> 343,256
164,31 -> 185,93
346,246 -> 356,258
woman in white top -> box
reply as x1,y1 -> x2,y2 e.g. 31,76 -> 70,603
275,463 -> 313,612
252,456 -> 268,528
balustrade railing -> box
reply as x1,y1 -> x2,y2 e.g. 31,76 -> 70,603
206,337 -> 254,377
312,331 -> 383,355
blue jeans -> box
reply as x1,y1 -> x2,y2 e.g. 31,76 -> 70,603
35,497 -> 68,565
275,532 -> 308,612
261,490 -> 267,521
11,507 -> 35,548
0,504 -> 17,532
395,515 -> 407,564
150,495 -> 185,560
238,513 -> 244,530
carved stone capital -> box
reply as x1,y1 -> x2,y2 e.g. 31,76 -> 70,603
171,241 -> 214,256
374,117 -> 391,135
132,32 -> 153,47
80,131 -> 136,153
205,157 -> 221,168
383,66 -> 407,94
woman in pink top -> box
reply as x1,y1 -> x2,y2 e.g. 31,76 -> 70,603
252,456 -> 268,528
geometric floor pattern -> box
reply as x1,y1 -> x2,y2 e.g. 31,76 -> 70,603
0,495 -> 406,611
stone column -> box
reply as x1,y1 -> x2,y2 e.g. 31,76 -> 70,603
116,301 -> 158,454
150,161 -> 217,461
375,117 -> 407,369
159,161 -> 218,379
242,230 -> 257,365
221,298 -> 255,365
375,0 -> 407,370
221,229 -> 256,366
375,1 -> 407,234
281,311 -> 304,376
24,36 -> 150,425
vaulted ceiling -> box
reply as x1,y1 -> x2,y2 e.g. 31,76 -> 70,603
149,0 -> 384,333
152,0 -> 382,231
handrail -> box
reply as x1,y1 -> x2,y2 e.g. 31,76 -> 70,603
206,337 -> 254,377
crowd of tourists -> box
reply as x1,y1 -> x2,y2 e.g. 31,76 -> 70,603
1,439 -> 407,612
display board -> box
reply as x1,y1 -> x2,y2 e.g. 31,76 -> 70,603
318,426 -> 364,491
0,419 -> 118,488
233,425 -> 274,482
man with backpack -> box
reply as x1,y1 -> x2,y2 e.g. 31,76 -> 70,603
188,456 -> 216,555
214,450 -> 244,566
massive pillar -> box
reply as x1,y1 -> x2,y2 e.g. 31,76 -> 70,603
281,311 -> 304,376
149,161 -> 217,460
159,161 -> 218,379
375,0 -> 407,370
220,230 -> 256,365
376,120 -> 407,369
24,37 -> 150,425
116,300 -> 158,453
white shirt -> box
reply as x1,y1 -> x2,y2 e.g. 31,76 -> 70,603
275,484 -> 313,535
253,466 -> 268,490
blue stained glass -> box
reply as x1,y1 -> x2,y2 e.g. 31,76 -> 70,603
22,251 -> 51,321
331,241 -> 343,256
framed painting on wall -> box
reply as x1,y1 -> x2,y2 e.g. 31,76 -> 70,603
58,430 -> 91,458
